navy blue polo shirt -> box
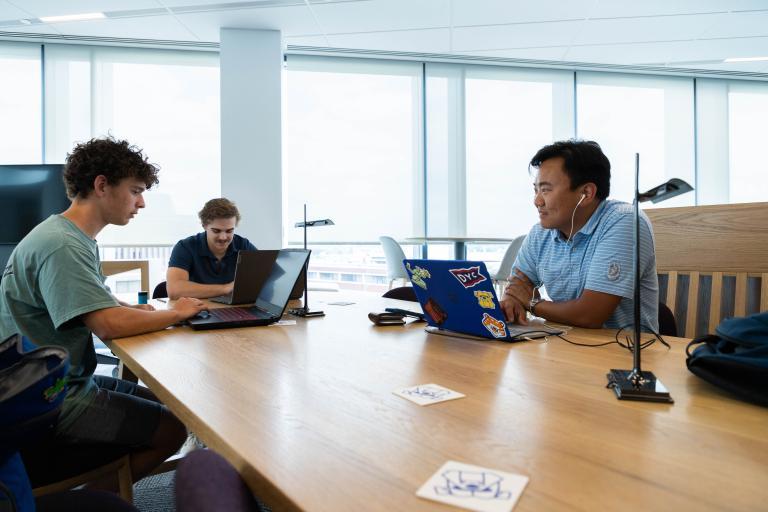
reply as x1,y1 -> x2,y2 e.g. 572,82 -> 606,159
168,232 -> 257,284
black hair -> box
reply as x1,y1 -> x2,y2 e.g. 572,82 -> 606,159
63,136 -> 160,199
529,140 -> 611,200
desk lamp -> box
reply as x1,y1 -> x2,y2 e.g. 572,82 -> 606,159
606,154 -> 693,403
289,204 -> 334,318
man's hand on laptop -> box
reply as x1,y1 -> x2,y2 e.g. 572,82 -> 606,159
502,269 -> 538,325
501,294 -> 528,325
172,297 -> 208,320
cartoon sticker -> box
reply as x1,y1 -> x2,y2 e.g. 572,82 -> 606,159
407,263 -> 432,290
435,470 -> 512,500
482,313 -> 507,338
424,298 -> 448,325
449,266 -> 488,289
474,290 -> 495,309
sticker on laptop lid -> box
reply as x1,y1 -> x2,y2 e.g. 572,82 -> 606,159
407,263 -> 432,290
482,313 -> 507,338
449,266 -> 487,289
474,290 -> 495,309
424,297 -> 448,325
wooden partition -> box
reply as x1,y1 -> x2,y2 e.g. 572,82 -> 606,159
646,202 -> 768,338
101,260 -> 150,292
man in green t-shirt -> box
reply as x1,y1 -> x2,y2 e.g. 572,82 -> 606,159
0,137 -> 207,491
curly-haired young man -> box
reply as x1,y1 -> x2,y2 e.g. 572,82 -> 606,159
166,197 -> 257,299
0,136 -> 207,491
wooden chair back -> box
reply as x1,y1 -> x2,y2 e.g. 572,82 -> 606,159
646,202 -> 768,338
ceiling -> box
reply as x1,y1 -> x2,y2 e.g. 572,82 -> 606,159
2,0 -> 768,74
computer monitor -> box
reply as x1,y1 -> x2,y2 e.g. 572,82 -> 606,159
0,164 -> 70,244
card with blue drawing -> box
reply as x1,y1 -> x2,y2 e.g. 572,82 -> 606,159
393,383 -> 465,406
416,461 -> 529,512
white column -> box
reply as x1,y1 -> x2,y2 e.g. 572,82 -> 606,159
220,28 -> 283,249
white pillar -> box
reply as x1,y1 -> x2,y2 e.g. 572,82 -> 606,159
220,28 -> 283,249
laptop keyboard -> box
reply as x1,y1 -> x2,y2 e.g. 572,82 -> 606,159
210,307 -> 263,321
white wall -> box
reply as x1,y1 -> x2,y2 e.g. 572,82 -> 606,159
220,28 -> 283,249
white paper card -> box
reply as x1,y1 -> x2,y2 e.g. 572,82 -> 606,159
271,320 -> 297,326
393,383 -> 465,406
416,461 -> 529,512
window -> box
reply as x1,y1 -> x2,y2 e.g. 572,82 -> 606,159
0,43 -> 41,164
45,45 -> 221,247
577,73 -> 695,206
728,83 -> 768,204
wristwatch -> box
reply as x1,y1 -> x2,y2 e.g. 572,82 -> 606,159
528,297 -> 543,316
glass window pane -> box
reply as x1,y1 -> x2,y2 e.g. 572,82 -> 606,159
464,66 -> 574,238
728,84 -> 768,204
577,72 -> 694,207
284,57 -> 422,243
0,44 -> 41,164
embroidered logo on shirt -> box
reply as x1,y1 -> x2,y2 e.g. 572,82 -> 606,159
449,266 -> 487,289
607,262 -> 621,281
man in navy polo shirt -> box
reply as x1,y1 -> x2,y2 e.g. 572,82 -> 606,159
166,198 -> 257,299
500,140 -> 659,331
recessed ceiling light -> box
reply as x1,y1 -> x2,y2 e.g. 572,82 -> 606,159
39,12 -> 106,23
724,56 -> 768,63
19,19 -> 32,25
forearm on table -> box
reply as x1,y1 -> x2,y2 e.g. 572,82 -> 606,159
166,280 -> 229,300
86,306 -> 184,340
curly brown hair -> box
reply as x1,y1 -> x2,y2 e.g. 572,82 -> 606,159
63,137 -> 160,199
198,198 -> 241,226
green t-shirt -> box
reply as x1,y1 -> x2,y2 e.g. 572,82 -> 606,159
0,214 -> 119,429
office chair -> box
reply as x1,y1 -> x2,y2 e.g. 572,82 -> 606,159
176,449 -> 260,512
658,302 -> 678,337
491,235 -> 526,296
382,286 -> 417,302
152,281 -> 168,299
378,236 -> 409,289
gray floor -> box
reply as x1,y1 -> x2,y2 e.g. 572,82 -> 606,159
134,472 -> 175,512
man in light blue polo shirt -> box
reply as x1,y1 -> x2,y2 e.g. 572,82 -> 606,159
501,140 -> 658,331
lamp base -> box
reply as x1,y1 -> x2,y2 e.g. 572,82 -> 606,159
606,369 -> 674,403
289,307 -> 325,318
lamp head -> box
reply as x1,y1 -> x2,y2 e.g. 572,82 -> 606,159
638,178 -> 693,204
295,219 -> 335,228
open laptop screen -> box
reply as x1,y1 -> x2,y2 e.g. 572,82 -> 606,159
254,249 -> 310,318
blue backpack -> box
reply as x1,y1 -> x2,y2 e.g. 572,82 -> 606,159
686,311 -> 768,406
0,334 -> 69,512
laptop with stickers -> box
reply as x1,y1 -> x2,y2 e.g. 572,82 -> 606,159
402,259 -> 564,342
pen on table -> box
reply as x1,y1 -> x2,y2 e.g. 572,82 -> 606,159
155,298 -> 167,303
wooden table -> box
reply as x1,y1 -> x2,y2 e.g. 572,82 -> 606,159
108,294 -> 768,511
405,237 -> 514,260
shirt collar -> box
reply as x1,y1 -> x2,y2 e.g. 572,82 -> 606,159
548,199 -> 607,243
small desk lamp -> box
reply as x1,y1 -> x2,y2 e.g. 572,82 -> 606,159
606,154 -> 693,403
289,204 -> 334,318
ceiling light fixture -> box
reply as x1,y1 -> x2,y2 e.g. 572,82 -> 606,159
39,12 -> 106,23
724,56 -> 768,63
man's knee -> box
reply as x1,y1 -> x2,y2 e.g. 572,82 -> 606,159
153,408 -> 187,451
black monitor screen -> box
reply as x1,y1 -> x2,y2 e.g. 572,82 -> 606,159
0,164 -> 70,244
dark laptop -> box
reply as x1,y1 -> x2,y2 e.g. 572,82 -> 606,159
188,249 -> 310,330
210,250 -> 279,305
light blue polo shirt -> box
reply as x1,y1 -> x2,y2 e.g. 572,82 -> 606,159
513,199 -> 659,331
